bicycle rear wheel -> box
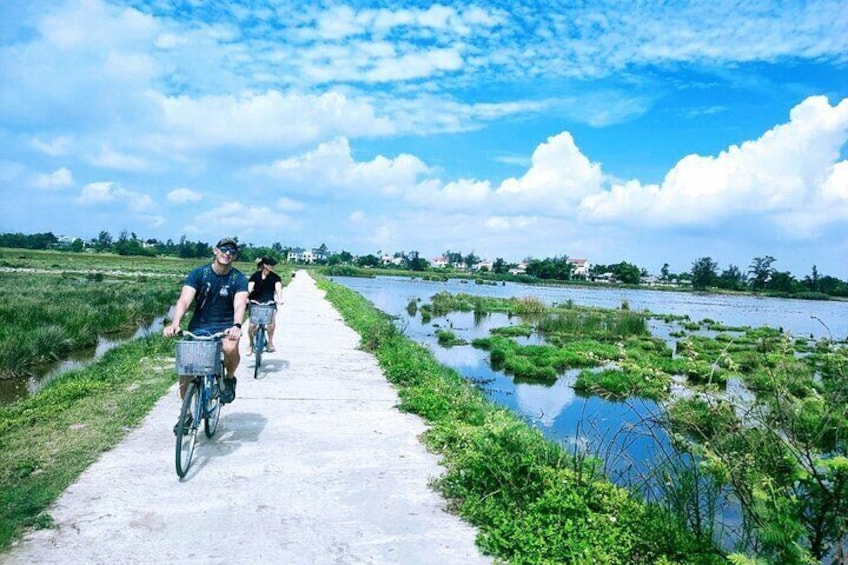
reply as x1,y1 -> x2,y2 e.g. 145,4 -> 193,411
204,374 -> 221,438
175,381 -> 200,478
254,327 -> 265,379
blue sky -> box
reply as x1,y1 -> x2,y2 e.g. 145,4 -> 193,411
1,0 -> 847,278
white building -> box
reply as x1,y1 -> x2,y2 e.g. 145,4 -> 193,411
568,258 -> 590,277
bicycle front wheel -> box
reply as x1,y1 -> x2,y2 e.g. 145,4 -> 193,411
204,375 -> 221,438
254,327 -> 265,379
175,381 -> 200,478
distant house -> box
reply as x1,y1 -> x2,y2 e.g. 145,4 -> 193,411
287,246 -> 332,263
311,246 -> 330,263
568,258 -> 590,278
431,256 -> 448,268
55,235 -> 77,249
473,259 -> 494,272
591,272 -> 614,283
287,247 -> 309,262
509,261 -> 528,276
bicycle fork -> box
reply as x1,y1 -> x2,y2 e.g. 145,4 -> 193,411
202,374 -> 220,412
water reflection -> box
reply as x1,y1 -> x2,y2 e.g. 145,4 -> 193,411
515,373 -> 578,427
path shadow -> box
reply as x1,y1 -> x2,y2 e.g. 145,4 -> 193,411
251,358 -> 289,379
178,411 -> 267,481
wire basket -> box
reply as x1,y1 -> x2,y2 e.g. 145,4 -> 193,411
250,304 -> 275,325
175,340 -> 221,376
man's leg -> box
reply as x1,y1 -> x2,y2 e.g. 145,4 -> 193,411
221,338 -> 240,402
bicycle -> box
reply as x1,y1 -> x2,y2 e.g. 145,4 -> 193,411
249,300 -> 276,379
173,330 -> 226,478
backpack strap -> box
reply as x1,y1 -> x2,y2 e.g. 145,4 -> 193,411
196,264 -> 214,310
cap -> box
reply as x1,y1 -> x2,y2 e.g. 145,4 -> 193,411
262,256 -> 278,266
216,237 -> 239,250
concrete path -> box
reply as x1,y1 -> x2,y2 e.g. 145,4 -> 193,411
2,271 -> 491,565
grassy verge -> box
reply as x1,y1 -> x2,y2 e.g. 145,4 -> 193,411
0,255 -> 293,551
0,335 -> 175,550
316,275 -> 722,564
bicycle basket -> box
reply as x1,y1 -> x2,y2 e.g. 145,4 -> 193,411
175,340 -> 221,376
249,304 -> 275,325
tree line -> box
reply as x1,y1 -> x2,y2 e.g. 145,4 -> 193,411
689,255 -> 848,297
0,231 -> 283,264
2,231 -> 846,298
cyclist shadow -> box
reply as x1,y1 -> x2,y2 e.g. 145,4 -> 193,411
251,358 -> 289,378
180,412 -> 267,481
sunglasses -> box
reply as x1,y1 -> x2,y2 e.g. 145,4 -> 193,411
219,246 -> 239,256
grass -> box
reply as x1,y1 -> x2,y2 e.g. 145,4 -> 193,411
0,256 -> 293,378
538,308 -> 649,339
472,335 -> 609,384
435,329 -> 468,347
0,336 -> 175,550
0,272 -> 178,376
316,274 -> 722,564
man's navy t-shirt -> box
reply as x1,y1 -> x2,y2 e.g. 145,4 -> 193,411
184,264 -> 248,333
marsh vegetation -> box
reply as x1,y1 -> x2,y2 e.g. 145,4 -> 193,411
404,291 -> 848,563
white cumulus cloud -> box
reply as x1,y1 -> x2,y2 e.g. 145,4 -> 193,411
78,181 -> 153,211
578,96 -> 848,237
167,187 -> 202,203
251,137 -> 430,195
152,90 -> 395,153
33,167 -> 73,189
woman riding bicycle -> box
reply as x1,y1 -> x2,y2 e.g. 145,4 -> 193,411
163,237 -> 248,404
247,256 -> 283,355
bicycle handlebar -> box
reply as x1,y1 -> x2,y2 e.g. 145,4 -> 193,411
177,330 -> 228,340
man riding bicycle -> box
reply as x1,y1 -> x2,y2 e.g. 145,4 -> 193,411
163,236 -> 248,405
247,256 -> 283,355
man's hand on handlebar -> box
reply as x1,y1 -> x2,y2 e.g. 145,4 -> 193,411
227,325 -> 242,341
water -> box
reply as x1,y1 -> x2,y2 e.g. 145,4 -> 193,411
375,277 -> 846,337
332,275 -> 848,542
0,317 -> 166,406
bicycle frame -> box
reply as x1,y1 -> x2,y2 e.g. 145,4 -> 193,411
249,300 -> 276,379
174,330 -> 226,478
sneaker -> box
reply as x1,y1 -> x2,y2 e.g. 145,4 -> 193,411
221,378 -> 237,404
173,413 -> 193,435
266,344 -> 275,353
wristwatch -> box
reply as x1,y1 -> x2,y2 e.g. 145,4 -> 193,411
233,323 -> 242,329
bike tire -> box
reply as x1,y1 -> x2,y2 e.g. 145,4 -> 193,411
175,381 -> 200,478
254,327 -> 265,379
204,374 -> 221,438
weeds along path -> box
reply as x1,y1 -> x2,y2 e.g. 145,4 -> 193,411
1,270 -> 490,564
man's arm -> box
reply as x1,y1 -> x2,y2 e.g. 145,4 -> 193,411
163,285 -> 196,337
230,290 -> 248,340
